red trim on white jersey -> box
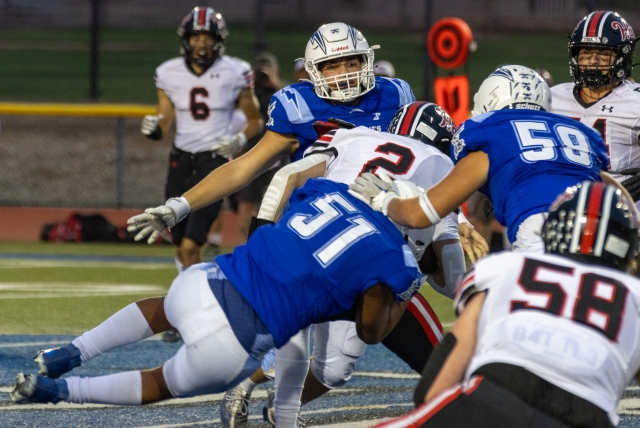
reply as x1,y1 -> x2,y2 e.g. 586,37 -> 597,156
407,294 -> 444,347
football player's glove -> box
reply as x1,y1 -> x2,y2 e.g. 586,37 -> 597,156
210,132 -> 247,157
126,197 -> 190,244
312,117 -> 356,138
620,168 -> 640,202
140,114 -> 163,140
348,172 -> 400,215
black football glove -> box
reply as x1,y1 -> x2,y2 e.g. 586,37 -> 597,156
619,168 -> 640,202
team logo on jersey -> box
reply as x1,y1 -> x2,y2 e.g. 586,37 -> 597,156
601,105 -> 614,113
612,20 -> 635,41
396,277 -> 420,302
373,112 -> 381,121
451,124 -> 466,160
266,101 -> 276,127
350,108 -> 365,114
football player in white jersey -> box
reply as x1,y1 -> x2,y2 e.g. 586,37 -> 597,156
551,11 -> 640,208
139,6 -> 262,272
377,181 -> 640,428
255,102 -> 465,427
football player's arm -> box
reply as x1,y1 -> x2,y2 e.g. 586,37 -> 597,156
424,291 -> 485,403
356,283 -> 410,345
184,130 -> 299,211
425,239 -> 465,299
141,89 -> 174,140
257,153 -> 329,221
387,152 -> 490,229
237,87 -> 264,141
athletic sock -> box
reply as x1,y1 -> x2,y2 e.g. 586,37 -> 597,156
275,327 -> 311,428
72,303 -> 154,362
66,371 -> 142,405
174,257 -> 184,273
237,377 -> 258,394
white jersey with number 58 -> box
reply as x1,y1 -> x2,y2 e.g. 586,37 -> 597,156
551,81 -> 640,178
155,56 -> 252,153
455,251 -> 640,425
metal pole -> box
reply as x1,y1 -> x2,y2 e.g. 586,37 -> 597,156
89,0 -> 100,100
115,118 -> 125,208
423,0 -> 433,101
255,0 -> 266,56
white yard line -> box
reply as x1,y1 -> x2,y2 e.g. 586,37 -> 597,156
0,260 -> 174,270
0,282 -> 166,299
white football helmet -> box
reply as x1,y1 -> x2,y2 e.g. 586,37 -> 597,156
303,22 -> 378,102
471,65 -> 551,116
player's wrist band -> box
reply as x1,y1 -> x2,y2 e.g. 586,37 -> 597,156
418,192 -> 441,224
381,193 -> 398,216
165,196 -> 191,225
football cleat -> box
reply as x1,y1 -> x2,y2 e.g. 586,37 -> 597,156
34,343 -> 81,378
11,373 -> 69,404
262,388 -> 308,428
220,384 -> 251,428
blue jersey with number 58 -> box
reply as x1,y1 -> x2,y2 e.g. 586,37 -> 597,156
216,179 -> 421,347
451,109 -> 609,243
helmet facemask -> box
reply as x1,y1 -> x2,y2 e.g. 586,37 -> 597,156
303,22 -> 378,103
569,43 -> 634,89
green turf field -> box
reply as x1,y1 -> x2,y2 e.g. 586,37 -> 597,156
0,241 -> 456,335
2,26 -> 638,104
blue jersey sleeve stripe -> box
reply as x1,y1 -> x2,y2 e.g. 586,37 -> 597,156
273,87 -> 316,124
385,78 -> 416,106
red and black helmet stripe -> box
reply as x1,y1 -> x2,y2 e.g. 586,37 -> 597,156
571,181 -> 615,256
394,102 -> 430,136
582,11 -> 612,39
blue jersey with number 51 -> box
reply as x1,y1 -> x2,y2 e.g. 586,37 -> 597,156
216,179 -> 421,347
451,109 -> 609,243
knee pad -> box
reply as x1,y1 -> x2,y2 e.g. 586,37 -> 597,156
310,321 -> 367,389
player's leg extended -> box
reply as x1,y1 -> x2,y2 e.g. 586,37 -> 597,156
33,296 -> 171,379
381,294 -> 444,373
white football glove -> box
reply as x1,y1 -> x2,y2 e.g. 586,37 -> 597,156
348,172 -> 400,215
210,132 -> 247,157
126,197 -> 190,244
140,114 -> 163,136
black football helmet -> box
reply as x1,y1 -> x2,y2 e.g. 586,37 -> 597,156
568,11 -> 638,89
541,181 -> 639,272
177,7 -> 229,69
387,102 -> 457,156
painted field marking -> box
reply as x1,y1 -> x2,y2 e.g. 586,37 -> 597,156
0,259 -> 174,270
0,282 -> 166,299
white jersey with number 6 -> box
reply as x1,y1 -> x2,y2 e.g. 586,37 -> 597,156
155,56 -> 252,153
551,81 -> 640,178
455,251 -> 640,425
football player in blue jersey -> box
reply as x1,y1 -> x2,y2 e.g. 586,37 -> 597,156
350,64 -> 635,252
12,179 -> 424,409
127,22 -> 486,428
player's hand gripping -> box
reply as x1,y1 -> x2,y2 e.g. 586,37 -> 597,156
210,132 -> 247,157
458,222 -> 489,264
348,172 -> 400,215
126,197 -> 190,244
620,168 -> 640,202
140,114 -> 163,140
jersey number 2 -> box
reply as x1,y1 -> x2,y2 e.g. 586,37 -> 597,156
510,258 -> 627,341
360,143 -> 415,176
